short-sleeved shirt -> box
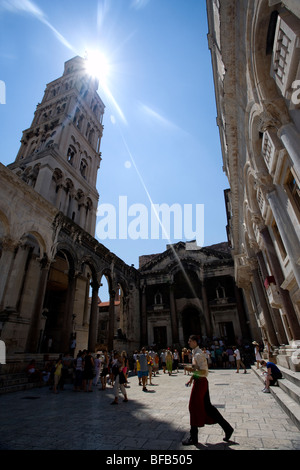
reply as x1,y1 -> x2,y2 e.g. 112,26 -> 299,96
139,353 -> 148,372
267,362 -> 282,378
192,347 -> 208,377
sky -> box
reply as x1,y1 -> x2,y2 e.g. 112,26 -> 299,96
0,0 -> 229,279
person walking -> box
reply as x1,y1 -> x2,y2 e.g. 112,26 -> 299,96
121,350 -> 129,386
53,357 -> 62,394
110,352 -> 128,404
173,349 -> 180,373
73,350 -> 84,391
233,346 -> 247,373
139,347 -> 149,391
93,354 -> 101,386
82,350 -> 94,392
160,349 -> 167,374
182,335 -> 234,446
253,341 -> 262,369
166,349 -> 173,376
100,349 -> 109,390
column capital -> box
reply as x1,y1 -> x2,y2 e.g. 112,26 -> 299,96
1,237 -> 18,252
90,280 -> 100,291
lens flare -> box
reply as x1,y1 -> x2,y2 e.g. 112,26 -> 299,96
85,50 -> 110,85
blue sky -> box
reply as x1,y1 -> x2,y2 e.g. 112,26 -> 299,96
0,0 -> 229,274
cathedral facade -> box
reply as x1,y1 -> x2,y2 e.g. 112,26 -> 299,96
138,241 -> 251,350
207,0 -> 300,369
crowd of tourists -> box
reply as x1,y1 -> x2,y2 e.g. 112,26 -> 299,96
25,337 -> 262,398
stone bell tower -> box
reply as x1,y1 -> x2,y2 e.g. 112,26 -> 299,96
8,56 -> 105,236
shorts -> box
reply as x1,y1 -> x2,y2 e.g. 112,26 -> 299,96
138,371 -> 148,378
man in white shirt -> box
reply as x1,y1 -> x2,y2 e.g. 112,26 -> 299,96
233,347 -> 247,374
182,335 -> 234,446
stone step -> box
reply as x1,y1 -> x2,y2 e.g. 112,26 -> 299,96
251,365 -> 300,431
280,365 -> 300,388
0,372 -> 45,395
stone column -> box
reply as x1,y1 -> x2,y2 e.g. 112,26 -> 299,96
0,238 -> 17,310
260,226 -> 300,340
55,184 -> 64,211
82,276 -> 91,325
3,243 -> 30,311
234,285 -> 251,341
26,255 -> 51,353
201,281 -> 212,338
107,289 -> 116,351
278,122 -> 300,177
250,259 -> 278,346
88,281 -> 100,352
141,284 -> 148,346
61,269 -> 76,352
256,250 -> 287,345
266,189 -> 300,288
169,283 -> 179,345
79,203 -> 86,228
67,193 -> 75,219
242,283 -> 262,341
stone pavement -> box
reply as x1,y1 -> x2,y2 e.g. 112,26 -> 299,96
0,366 -> 300,452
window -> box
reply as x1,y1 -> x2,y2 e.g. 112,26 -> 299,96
80,159 -> 87,178
67,146 -> 76,165
271,13 -> 300,97
266,11 -> 279,55
285,168 -> 300,216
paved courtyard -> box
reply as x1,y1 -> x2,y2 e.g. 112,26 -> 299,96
0,366 -> 300,451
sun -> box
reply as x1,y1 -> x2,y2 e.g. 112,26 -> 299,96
84,49 -> 110,86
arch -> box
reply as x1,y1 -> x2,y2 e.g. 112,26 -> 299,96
0,210 -> 10,239
67,145 -> 76,165
52,167 -> 63,183
80,158 -> 88,178
20,231 -> 46,258
42,248 -> 76,353
249,1 -> 290,125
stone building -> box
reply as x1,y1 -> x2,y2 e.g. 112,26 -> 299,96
0,54 -> 251,368
207,0 -> 300,369
138,240 -> 250,350
0,56 -> 141,361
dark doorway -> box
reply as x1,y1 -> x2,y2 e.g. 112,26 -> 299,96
153,326 -> 167,349
182,307 -> 201,347
219,321 -> 235,344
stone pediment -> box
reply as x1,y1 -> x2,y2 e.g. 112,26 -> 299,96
139,241 -> 231,273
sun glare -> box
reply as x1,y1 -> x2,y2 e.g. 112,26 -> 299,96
85,50 -> 110,85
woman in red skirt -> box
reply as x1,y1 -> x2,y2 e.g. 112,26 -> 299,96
182,335 -> 234,446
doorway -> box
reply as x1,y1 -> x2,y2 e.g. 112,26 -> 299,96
182,307 -> 201,347
153,326 -> 167,349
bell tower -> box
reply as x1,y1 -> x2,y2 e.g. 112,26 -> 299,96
8,56 -> 105,236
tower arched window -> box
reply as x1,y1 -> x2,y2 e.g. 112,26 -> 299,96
67,146 -> 76,165
80,159 -> 88,178
88,128 -> 95,145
